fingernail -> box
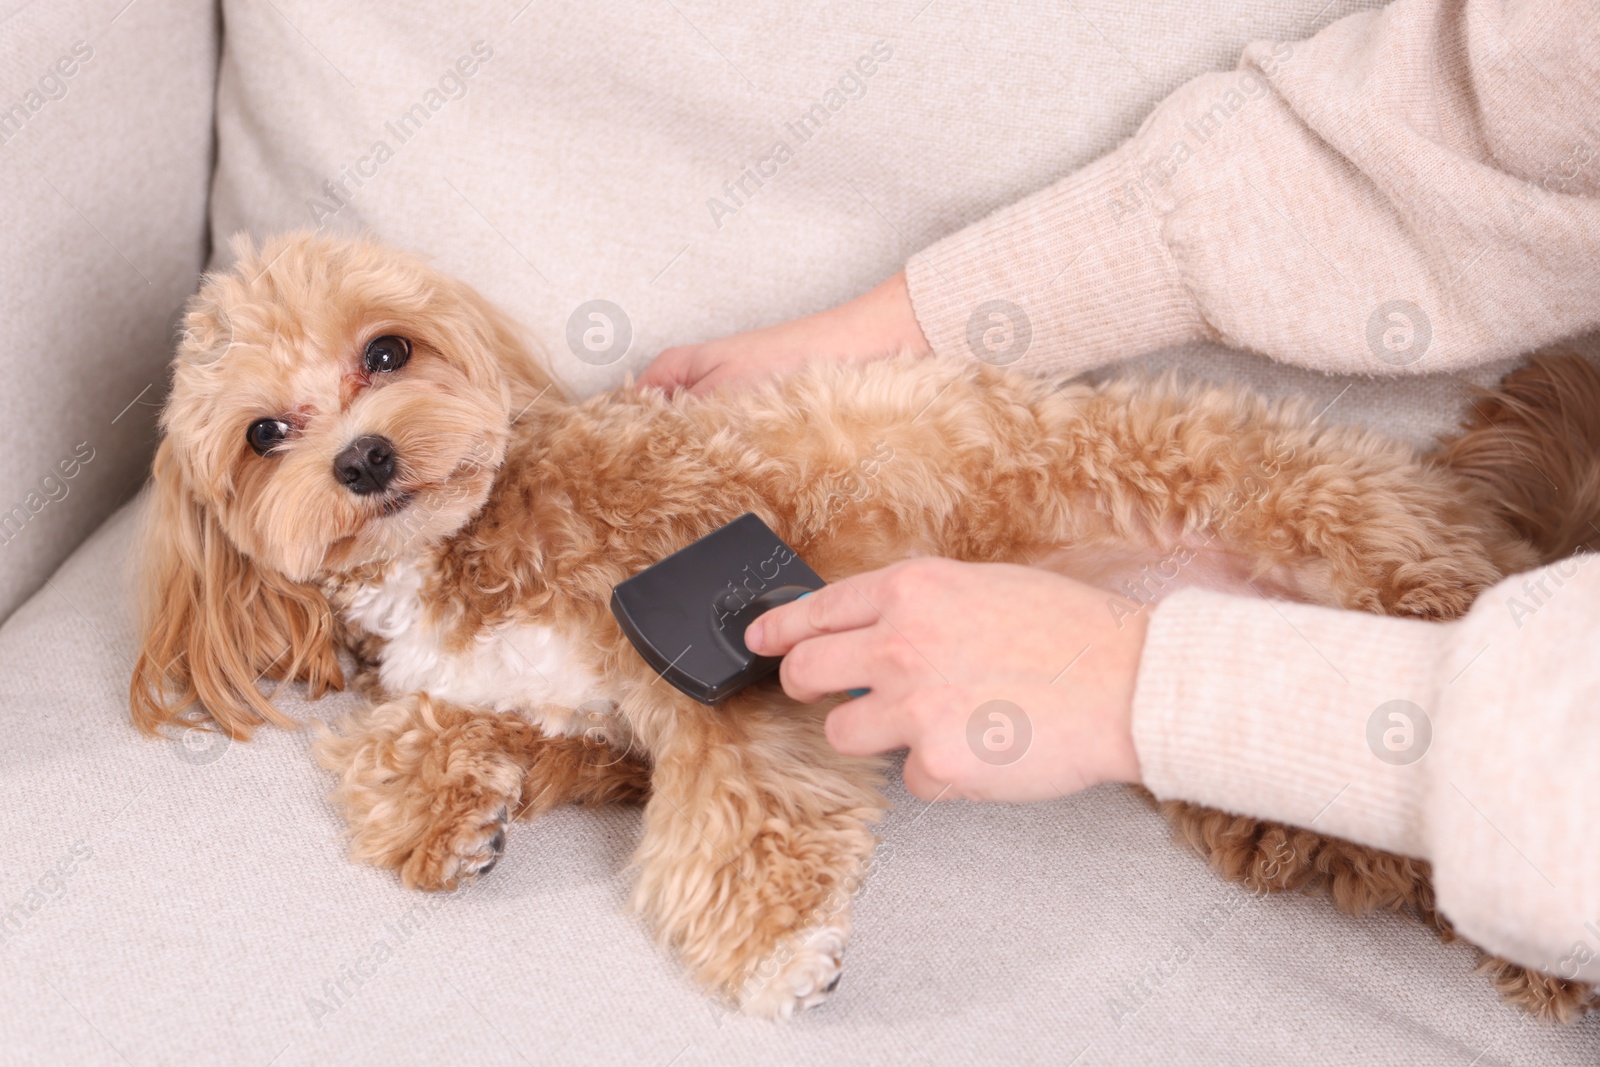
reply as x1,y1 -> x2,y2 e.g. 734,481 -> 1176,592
746,620 -> 766,650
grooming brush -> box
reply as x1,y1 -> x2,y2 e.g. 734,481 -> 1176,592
610,513 -> 825,705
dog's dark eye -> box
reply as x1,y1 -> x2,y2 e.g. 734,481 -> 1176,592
363,335 -> 411,374
246,418 -> 290,457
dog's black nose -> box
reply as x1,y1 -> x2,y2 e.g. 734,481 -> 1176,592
334,434 -> 397,495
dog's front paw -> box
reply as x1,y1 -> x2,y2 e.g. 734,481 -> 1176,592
737,924 -> 846,1019
315,696 -> 529,891
401,801 -> 509,891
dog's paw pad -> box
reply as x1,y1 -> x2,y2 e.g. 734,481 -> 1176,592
404,803 -> 510,891
741,925 -> 846,1019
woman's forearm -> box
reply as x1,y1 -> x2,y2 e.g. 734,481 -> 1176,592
906,0 -> 1600,379
1132,562 -> 1600,982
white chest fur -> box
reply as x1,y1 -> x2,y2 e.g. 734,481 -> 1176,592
338,560 -> 610,735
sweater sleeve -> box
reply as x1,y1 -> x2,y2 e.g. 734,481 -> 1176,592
905,0 -> 1600,379
1131,561 -> 1600,982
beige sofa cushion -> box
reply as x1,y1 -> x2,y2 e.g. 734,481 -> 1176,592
0,0 -> 216,622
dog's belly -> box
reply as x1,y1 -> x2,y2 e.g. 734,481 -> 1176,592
339,560 -> 609,735
1040,539 -> 1304,605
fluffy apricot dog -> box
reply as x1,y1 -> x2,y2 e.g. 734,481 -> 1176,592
131,232 -> 1598,1019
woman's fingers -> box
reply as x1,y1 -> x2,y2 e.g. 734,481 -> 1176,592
684,361 -> 746,396
748,577 -> 884,655
824,693 -> 914,757
777,630 -> 879,704
638,345 -> 713,391
636,349 -> 686,390
899,749 -> 952,802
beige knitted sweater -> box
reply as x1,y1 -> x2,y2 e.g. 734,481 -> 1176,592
904,0 -> 1600,982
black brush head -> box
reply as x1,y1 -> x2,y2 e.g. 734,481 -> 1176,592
610,513 -> 825,705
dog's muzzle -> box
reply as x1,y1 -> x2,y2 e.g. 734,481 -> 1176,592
334,434 -> 397,495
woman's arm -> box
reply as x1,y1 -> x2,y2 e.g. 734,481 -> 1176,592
910,0 -> 1600,378
1133,562 -> 1600,984
753,558 -> 1600,983
643,0 -> 1600,393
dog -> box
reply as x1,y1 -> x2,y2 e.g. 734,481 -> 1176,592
130,232 -> 1599,1019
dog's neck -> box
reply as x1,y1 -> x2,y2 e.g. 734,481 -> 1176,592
319,393 -> 620,722
320,380 -> 705,693
324,392 -> 578,636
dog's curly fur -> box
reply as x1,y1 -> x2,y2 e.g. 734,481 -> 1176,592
131,232 -> 1598,1018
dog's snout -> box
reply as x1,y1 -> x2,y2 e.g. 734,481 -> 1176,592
334,434 -> 397,495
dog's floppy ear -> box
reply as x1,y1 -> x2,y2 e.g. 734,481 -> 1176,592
129,438 -> 344,739
448,276 -> 566,407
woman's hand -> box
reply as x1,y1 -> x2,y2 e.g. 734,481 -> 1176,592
637,272 -> 931,395
745,558 -> 1147,803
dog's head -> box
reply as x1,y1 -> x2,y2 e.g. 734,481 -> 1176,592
131,232 -> 555,737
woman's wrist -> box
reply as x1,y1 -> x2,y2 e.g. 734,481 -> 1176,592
835,271 -> 931,359
1095,604 -> 1147,787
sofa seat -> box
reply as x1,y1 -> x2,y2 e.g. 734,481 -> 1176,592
3,502 -> 1597,1063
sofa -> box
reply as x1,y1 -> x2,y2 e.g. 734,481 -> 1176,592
3,1 -> 1597,1063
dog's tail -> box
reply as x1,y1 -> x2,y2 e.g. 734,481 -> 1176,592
1434,353 -> 1600,566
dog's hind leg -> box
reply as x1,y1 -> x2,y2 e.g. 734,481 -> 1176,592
314,692 -> 651,891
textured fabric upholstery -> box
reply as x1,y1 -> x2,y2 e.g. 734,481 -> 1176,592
0,0 -> 216,622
